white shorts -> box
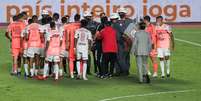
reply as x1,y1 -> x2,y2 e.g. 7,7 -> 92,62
157,48 -> 171,58
76,49 -> 88,60
60,50 -> 68,58
27,47 -> 41,58
40,48 -> 45,58
23,49 -> 28,58
45,55 -> 60,62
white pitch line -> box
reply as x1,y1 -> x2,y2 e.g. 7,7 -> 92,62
175,38 -> 201,47
99,89 -> 196,101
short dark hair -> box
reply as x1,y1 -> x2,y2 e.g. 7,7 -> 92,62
139,22 -> 146,30
50,21 -> 56,28
80,19 -> 88,27
74,14 -> 81,21
61,17 -> 67,24
21,11 -> 27,16
17,13 -> 24,20
28,18 -> 33,24
53,13 -> 60,19
12,15 -> 18,21
156,16 -> 163,20
144,15 -> 151,22
32,15 -> 38,22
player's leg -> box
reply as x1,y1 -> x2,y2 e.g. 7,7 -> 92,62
12,56 -> 18,75
164,48 -> 171,77
11,48 -> 20,75
82,51 -> 89,80
76,51 -> 81,79
157,48 -> 166,78
69,59 -> 74,78
27,48 -> 35,77
17,55 -> 22,76
150,56 -> 158,77
109,53 -> 116,77
34,54 -> 40,76
59,57 -> 64,77
53,56 -> 60,80
23,49 -> 29,77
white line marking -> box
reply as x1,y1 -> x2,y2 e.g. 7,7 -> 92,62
175,38 -> 201,47
99,89 -> 196,101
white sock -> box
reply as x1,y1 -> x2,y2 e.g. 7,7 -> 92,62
30,68 -> 34,76
76,61 -> 81,75
160,61 -> 165,76
59,69 -> 63,76
17,68 -> 21,73
166,60 -> 170,74
35,69 -> 38,76
43,63 -> 49,77
54,64 -> 59,80
32,63 -> 36,75
83,62 -> 87,79
24,64 -> 29,75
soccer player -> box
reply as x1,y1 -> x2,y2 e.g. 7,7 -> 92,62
21,18 -> 33,78
75,19 -> 92,80
26,15 -> 41,77
63,15 -> 80,78
5,14 -> 26,75
143,16 -> 158,77
43,22 -> 62,80
155,16 -> 175,78
59,16 -> 68,77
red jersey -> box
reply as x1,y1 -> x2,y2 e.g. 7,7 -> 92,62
99,26 -> 118,53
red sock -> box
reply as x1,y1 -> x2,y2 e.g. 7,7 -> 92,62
69,61 -> 74,74
153,63 -> 158,73
13,64 -> 17,73
80,60 -> 83,74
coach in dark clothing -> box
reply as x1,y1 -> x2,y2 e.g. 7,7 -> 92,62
112,8 -> 133,76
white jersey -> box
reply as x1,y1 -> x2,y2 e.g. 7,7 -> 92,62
75,28 -> 92,51
39,24 -> 51,42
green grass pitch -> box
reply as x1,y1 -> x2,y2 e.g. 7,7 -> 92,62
0,28 -> 201,101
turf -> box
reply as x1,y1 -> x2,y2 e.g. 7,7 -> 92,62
0,28 -> 201,101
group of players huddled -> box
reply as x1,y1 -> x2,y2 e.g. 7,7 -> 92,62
5,7 -> 174,83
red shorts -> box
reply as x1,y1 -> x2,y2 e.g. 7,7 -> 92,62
150,49 -> 157,57
12,48 -> 21,57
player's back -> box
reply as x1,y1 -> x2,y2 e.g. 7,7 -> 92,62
27,23 -> 41,48
8,21 -> 26,48
64,22 -> 80,48
75,28 -> 92,50
47,30 -> 61,56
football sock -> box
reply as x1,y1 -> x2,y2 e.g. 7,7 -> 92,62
54,64 -> 59,80
43,63 -> 49,77
24,64 -> 29,76
76,61 -> 81,75
166,60 -> 170,74
83,62 -> 87,79
160,61 -> 165,76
